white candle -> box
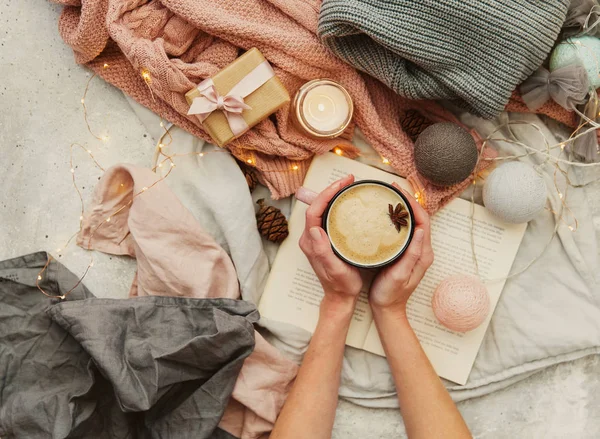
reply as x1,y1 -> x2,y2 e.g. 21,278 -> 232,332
293,79 -> 353,138
302,85 -> 350,132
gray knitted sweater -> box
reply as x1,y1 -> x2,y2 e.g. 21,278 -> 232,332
318,0 -> 570,118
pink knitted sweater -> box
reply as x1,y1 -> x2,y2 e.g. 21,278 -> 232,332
54,0 -> 495,213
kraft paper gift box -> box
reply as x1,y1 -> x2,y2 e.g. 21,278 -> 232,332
185,48 -> 290,147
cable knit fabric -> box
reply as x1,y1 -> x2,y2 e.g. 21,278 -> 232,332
50,0 -> 496,213
318,0 -> 570,119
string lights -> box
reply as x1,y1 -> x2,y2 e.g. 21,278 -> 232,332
468,115 -> 600,282
36,65 -> 305,298
36,61 -> 600,299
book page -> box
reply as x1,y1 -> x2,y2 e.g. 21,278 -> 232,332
258,153 -> 410,348
362,198 -> 526,384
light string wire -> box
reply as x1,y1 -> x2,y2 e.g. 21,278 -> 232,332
469,113 -> 600,284
36,67 -> 181,299
36,67 -> 303,299
36,59 -> 600,297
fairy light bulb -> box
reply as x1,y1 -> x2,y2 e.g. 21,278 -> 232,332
141,70 -> 151,83
103,63 -> 109,69
106,217 -> 111,222
80,98 -> 85,104
382,157 -> 390,164
37,275 -> 42,280
70,168 -> 75,173
158,143 -> 164,149
199,153 -> 204,157
334,147 -> 343,156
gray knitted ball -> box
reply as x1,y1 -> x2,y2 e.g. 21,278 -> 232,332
483,162 -> 547,224
414,123 -> 478,186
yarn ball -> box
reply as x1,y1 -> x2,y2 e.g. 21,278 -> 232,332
414,123 -> 478,187
550,36 -> 600,88
431,275 -> 490,333
482,162 -> 547,224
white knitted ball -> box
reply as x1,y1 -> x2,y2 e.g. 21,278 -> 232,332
482,162 -> 547,224
432,275 -> 490,333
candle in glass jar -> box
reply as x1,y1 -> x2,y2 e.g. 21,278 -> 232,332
293,79 -> 353,138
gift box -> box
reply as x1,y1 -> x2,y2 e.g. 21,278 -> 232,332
185,48 -> 290,147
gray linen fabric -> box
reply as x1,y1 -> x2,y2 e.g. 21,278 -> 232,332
318,0 -> 570,118
0,252 -> 257,439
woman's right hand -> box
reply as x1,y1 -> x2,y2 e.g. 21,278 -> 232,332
369,183 -> 434,314
298,174 -> 363,305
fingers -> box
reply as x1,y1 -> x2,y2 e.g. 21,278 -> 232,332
305,174 -> 354,229
392,183 -> 434,287
392,181 -> 433,264
384,228 -> 425,285
391,182 -> 428,229
304,226 -> 347,279
295,187 -> 318,205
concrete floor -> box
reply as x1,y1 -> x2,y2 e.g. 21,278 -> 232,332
1,0 -> 599,437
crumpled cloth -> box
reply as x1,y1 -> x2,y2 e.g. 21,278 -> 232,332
0,252 -> 256,439
76,164 -> 298,439
49,0 -> 494,213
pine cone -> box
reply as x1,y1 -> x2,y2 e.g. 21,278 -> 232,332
237,160 -> 259,192
256,199 -> 289,243
401,110 -> 433,141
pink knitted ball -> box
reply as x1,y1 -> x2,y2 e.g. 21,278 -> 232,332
431,275 -> 490,332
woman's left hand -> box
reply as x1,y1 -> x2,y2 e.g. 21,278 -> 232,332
298,174 -> 363,304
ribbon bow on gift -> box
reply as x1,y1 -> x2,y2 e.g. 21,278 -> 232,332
187,60 -> 275,137
188,85 -> 252,136
190,85 -> 252,116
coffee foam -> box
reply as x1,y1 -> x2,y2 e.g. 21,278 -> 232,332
327,183 -> 411,266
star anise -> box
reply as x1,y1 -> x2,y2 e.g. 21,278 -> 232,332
388,203 -> 409,232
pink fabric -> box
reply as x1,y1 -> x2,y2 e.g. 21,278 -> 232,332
506,90 -> 600,144
51,0 -> 495,213
77,164 -> 298,439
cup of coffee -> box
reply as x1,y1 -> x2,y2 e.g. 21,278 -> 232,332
322,180 -> 414,268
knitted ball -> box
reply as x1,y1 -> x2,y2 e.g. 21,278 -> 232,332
431,275 -> 490,333
414,123 -> 478,187
550,36 -> 600,88
482,162 -> 547,224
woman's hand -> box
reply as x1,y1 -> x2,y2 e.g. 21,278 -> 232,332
369,183 -> 434,314
298,174 -> 363,305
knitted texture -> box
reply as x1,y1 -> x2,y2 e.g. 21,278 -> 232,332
432,275 -> 490,333
51,0 -> 496,213
318,0 -> 570,119
414,123 -> 478,187
483,162 -> 547,224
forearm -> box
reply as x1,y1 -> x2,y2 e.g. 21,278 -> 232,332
373,306 -> 471,439
271,295 -> 356,439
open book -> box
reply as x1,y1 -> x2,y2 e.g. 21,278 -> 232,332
258,153 -> 527,385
